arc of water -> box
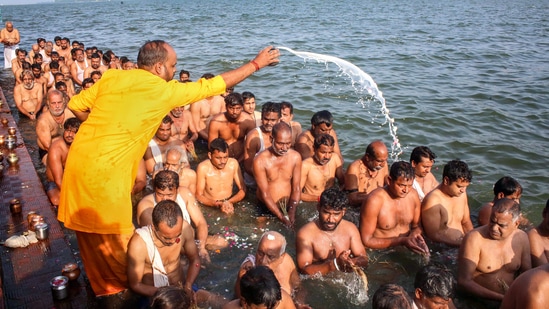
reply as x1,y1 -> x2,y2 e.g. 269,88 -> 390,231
277,46 -> 402,160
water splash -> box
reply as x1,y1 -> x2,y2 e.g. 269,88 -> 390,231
277,46 -> 403,160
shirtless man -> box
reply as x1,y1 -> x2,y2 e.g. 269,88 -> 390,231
46,118 -> 81,206
195,138 -> 246,215
144,115 -> 187,175
413,263 -> 457,309
500,263 -> 549,309
190,73 -> 226,140
528,199 -> 549,267
36,89 -> 76,163
360,161 -> 429,255
280,101 -> 302,147
410,146 -> 439,201
127,200 -> 200,298
60,65 -> 76,98
254,122 -> 301,227
478,176 -> 523,226
83,52 -> 107,79
295,110 -> 342,161
344,140 -> 389,207
300,134 -> 345,202
422,160 -> 474,247
243,102 -> 281,179
458,198 -> 531,303
1,21 -> 20,69
70,48 -> 88,86
169,105 -> 197,153
296,187 -> 368,275
56,37 -> 71,63
31,63 -> 48,95
136,170 -> 223,262
242,91 -> 262,127
28,44 -> 40,64
208,92 -> 255,163
179,69 -> 190,82
14,70 -> 43,120
224,266 -> 296,309
11,48 -> 28,77
235,231 -> 300,298
163,147 -> 196,194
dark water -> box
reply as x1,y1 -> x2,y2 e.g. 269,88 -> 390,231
1,0 -> 548,308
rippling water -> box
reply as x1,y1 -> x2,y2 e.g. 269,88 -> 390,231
1,0 -> 548,307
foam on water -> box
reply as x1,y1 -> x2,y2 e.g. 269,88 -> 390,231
277,46 -> 403,160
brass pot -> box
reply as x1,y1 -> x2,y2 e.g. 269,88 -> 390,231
5,136 -> 16,150
9,198 -> 22,214
1,117 -> 8,127
7,127 -> 16,136
7,153 -> 18,165
61,263 -> 81,281
0,134 -> 5,146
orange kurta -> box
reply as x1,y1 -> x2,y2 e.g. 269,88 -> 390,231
58,69 -> 226,235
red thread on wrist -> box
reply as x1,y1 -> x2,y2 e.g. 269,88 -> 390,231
250,60 -> 260,71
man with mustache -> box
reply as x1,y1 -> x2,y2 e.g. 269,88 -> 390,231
295,110 -> 342,161
254,122 -> 302,227
300,134 -> 345,202
208,92 -> 255,163
14,70 -> 44,120
344,140 -> 389,207
243,102 -> 281,184
296,187 -> 368,275
410,146 -> 439,202
127,200 -> 200,300
45,117 -> 81,206
83,52 -> 107,79
36,89 -> 76,163
359,161 -> 429,256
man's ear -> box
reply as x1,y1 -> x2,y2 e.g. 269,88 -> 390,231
415,287 -> 423,300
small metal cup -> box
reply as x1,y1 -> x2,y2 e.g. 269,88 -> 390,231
35,223 -> 49,240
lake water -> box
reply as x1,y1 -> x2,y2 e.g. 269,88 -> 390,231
1,0 -> 548,308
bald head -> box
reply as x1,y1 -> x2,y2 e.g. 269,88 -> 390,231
364,140 -> 389,171
366,140 -> 388,157
258,231 -> 286,257
492,197 -> 521,222
271,121 -> 291,139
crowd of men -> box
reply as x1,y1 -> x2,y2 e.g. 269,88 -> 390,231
3,24 -> 548,309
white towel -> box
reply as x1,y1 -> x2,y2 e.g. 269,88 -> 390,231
135,226 -> 169,287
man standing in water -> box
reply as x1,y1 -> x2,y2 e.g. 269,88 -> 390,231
344,140 -> 389,207
359,161 -> 429,255
409,146 -> 439,201
0,21 -> 20,69
254,122 -> 302,227
295,110 -> 342,160
421,159 -> 474,247
58,40 -> 279,303
296,187 -> 368,275
458,198 -> 530,303
528,199 -> 549,267
14,70 -> 43,120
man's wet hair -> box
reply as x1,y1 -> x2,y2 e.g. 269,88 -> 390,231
91,52 -> 101,60
33,53 -> 43,60
179,69 -> 190,78
137,40 -> 168,68
161,115 -> 173,125
389,161 -> 415,181
201,73 -> 215,79
313,133 -> 335,150
82,78 -> 94,88
442,159 -> 472,183
49,61 -> 60,70
152,200 -> 182,229
311,110 -> 333,127
280,101 -> 294,114
37,37 -> 46,44
62,37 -> 70,43
414,263 -> 455,300
493,176 -> 522,197
31,63 -> 42,71
209,137 -> 229,154
16,48 -> 27,55
240,266 -> 281,309
154,170 -> 179,191
493,197 -> 521,222
54,36 -> 62,42
151,286 -> 190,309
319,187 -> 348,211
271,121 -> 291,139
261,102 -> 281,118
372,283 -> 413,309
64,117 -> 82,131
224,92 -> 244,107
410,146 -> 437,164
242,91 -> 255,101
55,81 -> 67,90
